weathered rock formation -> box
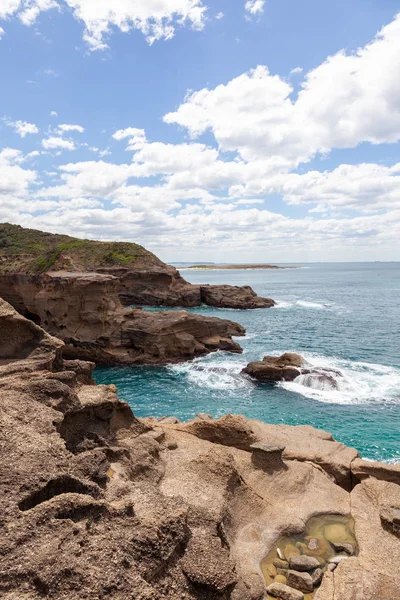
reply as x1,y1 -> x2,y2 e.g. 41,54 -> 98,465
0,223 -> 275,310
1,301 -> 400,600
0,272 -> 245,365
199,284 -> 275,309
243,353 -> 343,389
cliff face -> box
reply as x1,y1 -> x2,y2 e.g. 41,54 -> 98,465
0,271 -> 244,365
0,223 -> 275,310
1,299 -> 399,600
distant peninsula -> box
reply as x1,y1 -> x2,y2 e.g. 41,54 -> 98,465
183,263 -> 293,270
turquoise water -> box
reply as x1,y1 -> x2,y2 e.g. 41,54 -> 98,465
95,263 -> 400,463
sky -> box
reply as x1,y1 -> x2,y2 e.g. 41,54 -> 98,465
0,0 -> 400,263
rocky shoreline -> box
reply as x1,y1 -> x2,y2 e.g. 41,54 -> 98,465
1,299 -> 400,600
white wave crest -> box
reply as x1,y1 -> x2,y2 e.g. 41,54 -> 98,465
169,354 -> 252,392
276,300 -> 335,310
279,353 -> 400,405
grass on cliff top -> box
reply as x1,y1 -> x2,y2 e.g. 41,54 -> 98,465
0,223 -> 161,273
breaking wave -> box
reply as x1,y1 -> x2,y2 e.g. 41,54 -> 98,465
279,353 -> 400,405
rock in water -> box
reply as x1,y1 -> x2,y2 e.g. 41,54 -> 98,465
287,570 -> 314,593
200,284 -> 275,309
243,352 -> 344,388
289,555 -> 323,571
266,582 -> 304,600
243,352 -> 305,382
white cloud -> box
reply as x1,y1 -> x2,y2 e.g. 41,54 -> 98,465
165,14 -> 400,165
18,0 -> 58,26
245,0 -> 265,16
57,123 -> 85,133
0,26 -> 5,38
290,66 -> 303,75
215,11 -> 223,20
112,127 -> 147,150
6,119 -> 39,137
0,148 -> 37,196
50,111 -> 58,117
41,136 -> 76,150
0,0 -> 207,50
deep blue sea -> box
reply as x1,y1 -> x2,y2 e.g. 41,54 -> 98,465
95,263 -> 400,463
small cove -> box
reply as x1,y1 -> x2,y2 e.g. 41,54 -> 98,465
95,263 -> 400,463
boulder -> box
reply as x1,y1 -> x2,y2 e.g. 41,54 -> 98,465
200,284 -> 275,309
287,570 -> 314,593
289,555 -> 323,571
242,353 -> 305,383
266,582 -> 304,600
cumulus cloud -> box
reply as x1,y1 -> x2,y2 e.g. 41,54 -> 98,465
165,14 -> 400,165
0,26 -> 5,38
3,13 -> 400,260
41,136 -> 76,150
6,119 -> 39,137
0,148 -> 37,196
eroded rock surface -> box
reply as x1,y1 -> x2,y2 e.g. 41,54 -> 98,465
0,272 -> 245,365
1,300 -> 399,600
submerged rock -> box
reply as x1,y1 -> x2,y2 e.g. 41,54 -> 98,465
266,582 -> 304,599
287,569 -> 314,593
289,555 -> 323,571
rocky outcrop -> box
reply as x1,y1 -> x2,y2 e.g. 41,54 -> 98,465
0,223 -> 276,311
243,353 -> 343,389
1,301 -> 399,600
0,272 -> 245,365
199,284 -> 275,309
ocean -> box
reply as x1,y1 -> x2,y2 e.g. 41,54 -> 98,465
95,263 -> 400,464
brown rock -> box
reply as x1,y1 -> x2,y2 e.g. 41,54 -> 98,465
351,457 -> 400,486
266,582 -> 304,600
200,284 -> 275,309
0,271 -> 245,365
289,555 -> 323,571
242,353 -> 305,383
287,570 -> 314,593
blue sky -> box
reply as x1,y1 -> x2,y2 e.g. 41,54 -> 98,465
0,0 -> 400,262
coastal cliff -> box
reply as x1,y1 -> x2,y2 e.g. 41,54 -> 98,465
1,299 -> 399,600
0,223 -> 275,310
0,271 -> 244,365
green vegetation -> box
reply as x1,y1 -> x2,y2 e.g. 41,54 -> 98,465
0,223 -> 161,274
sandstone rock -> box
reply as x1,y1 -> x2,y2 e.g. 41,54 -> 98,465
273,558 -> 289,569
331,541 -> 354,554
181,534 -> 238,593
178,414 -> 257,450
200,284 -> 275,309
0,272 -> 245,365
266,582 -> 304,600
380,504 -> 400,536
289,555 -> 323,571
242,353 -> 305,383
287,570 -> 314,593
250,442 -> 286,472
351,457 -> 400,486
311,567 -> 324,586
